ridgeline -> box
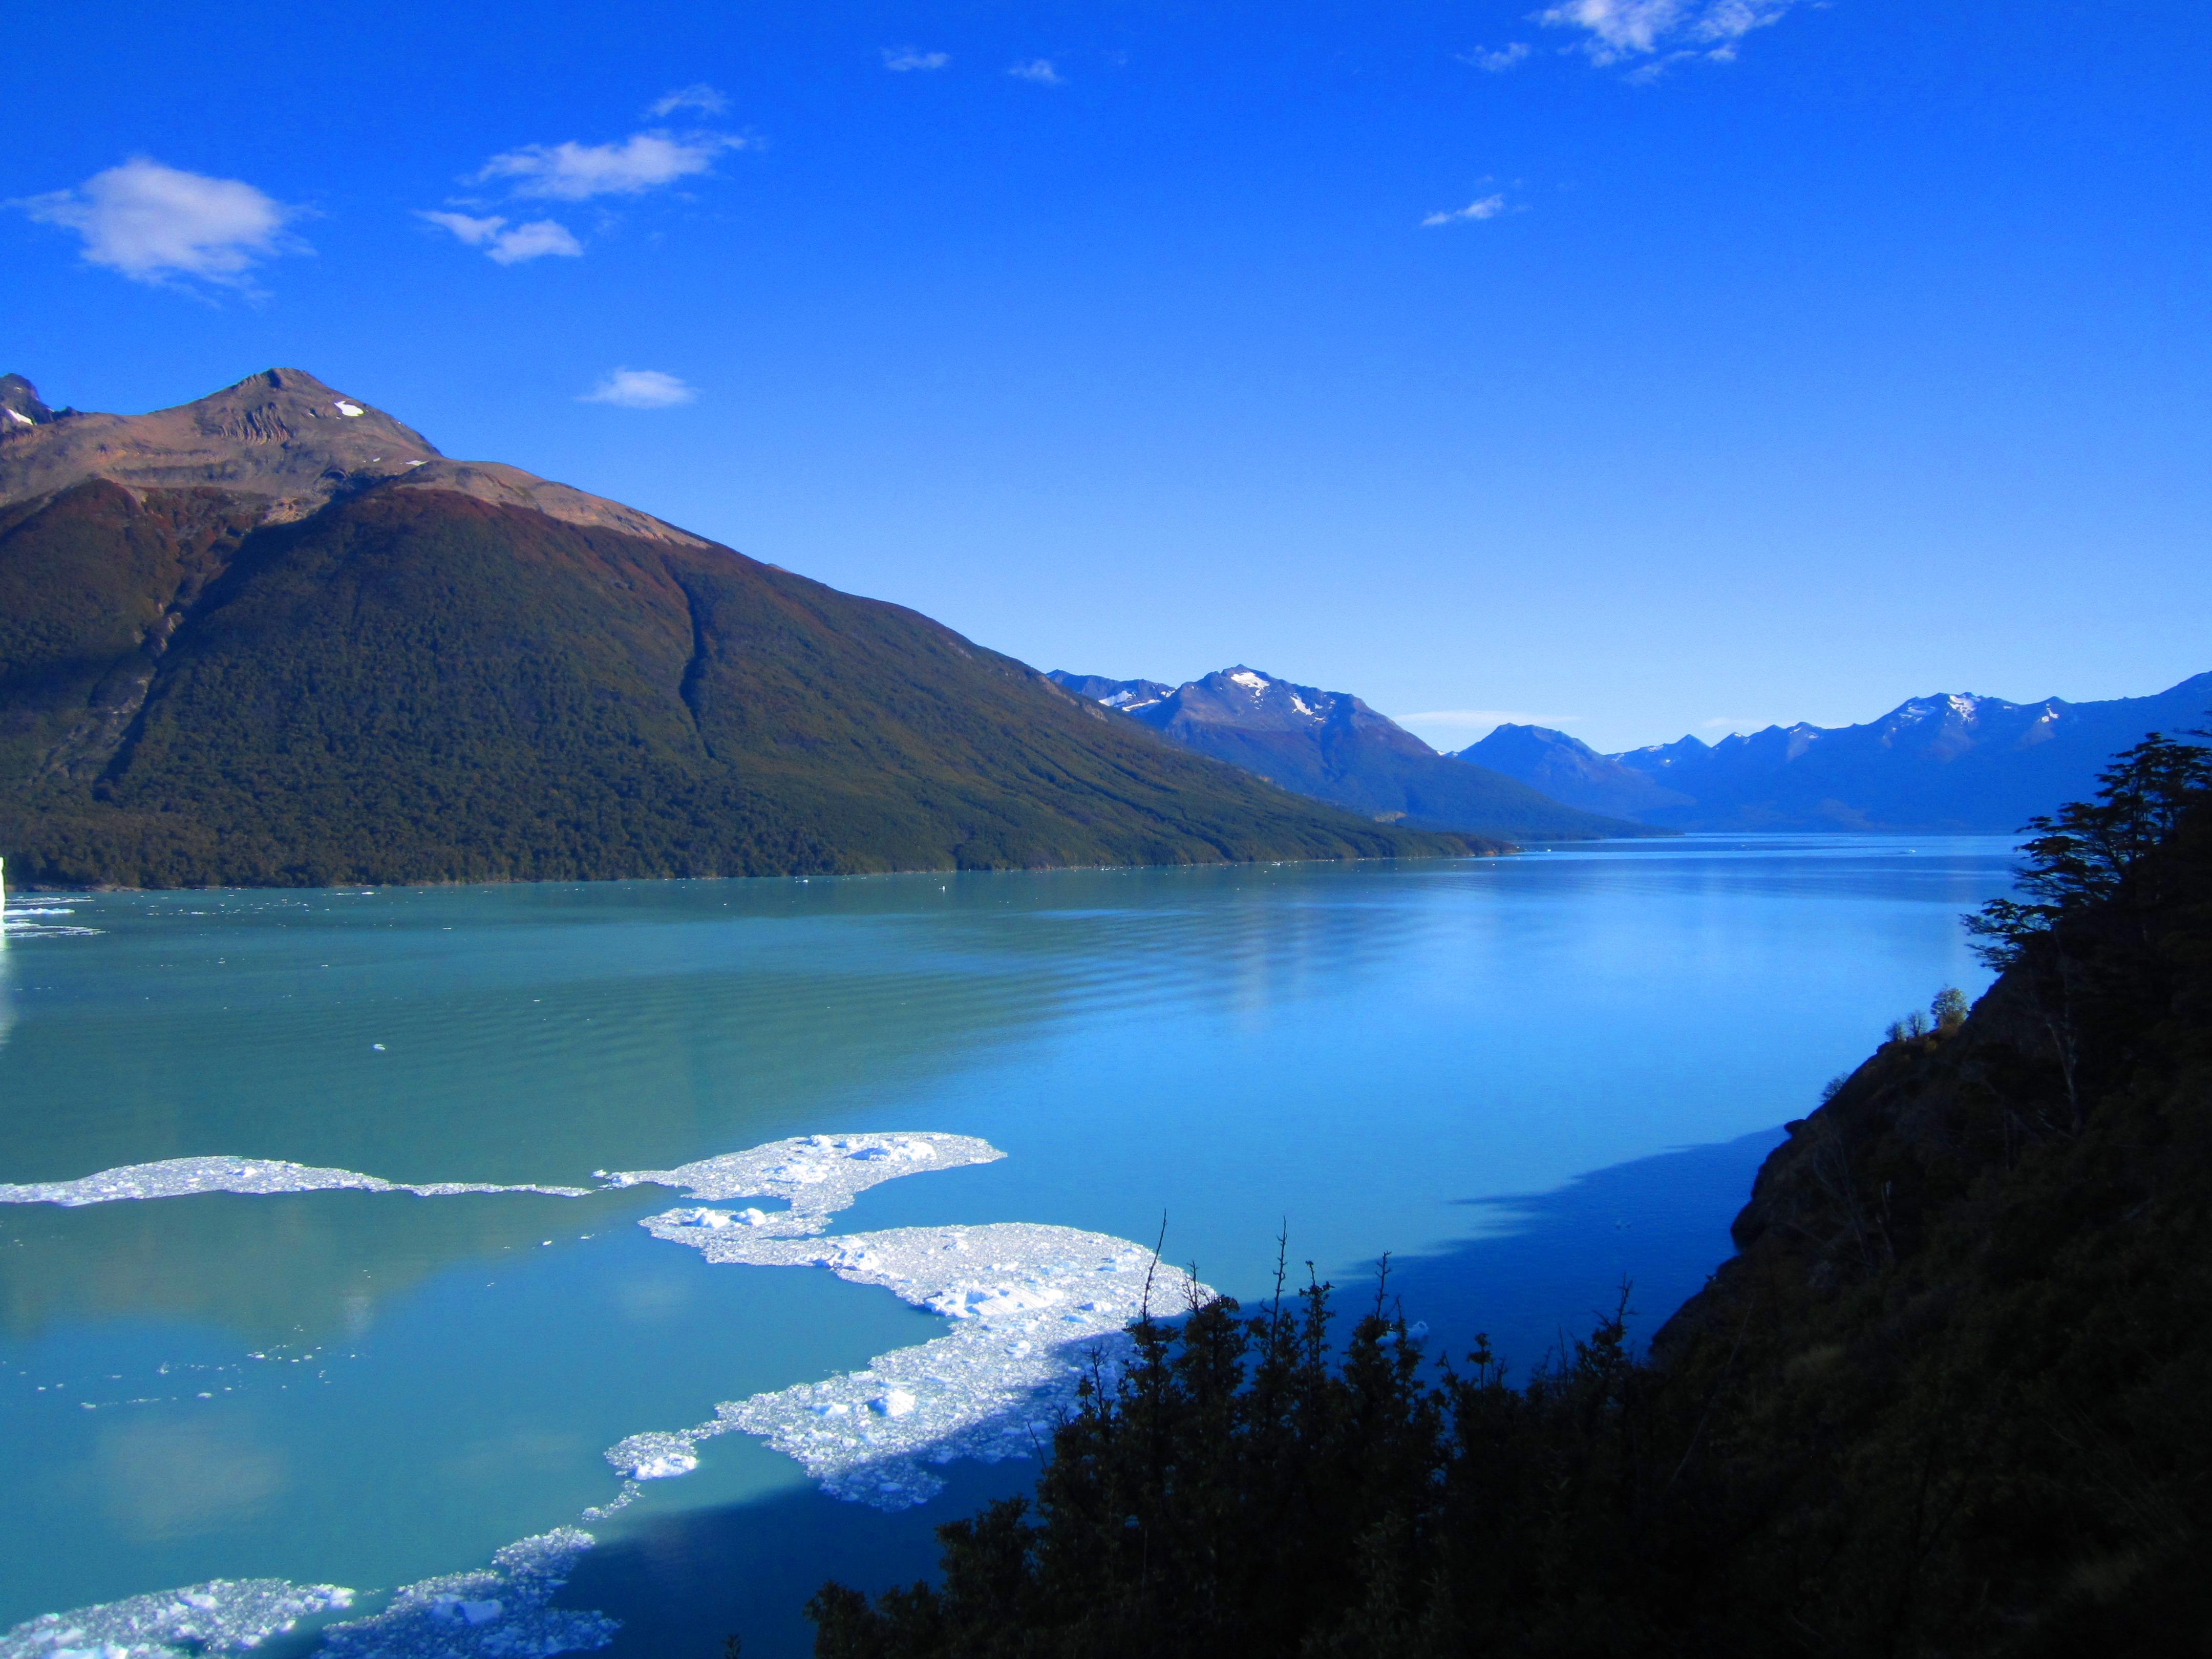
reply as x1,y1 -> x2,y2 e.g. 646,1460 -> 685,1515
0,371 -> 1486,886
806,733 -> 2212,1656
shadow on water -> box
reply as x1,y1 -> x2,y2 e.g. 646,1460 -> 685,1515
559,1459 -> 1040,1659
532,1131 -> 1789,1659
1372,1128 -> 1788,1378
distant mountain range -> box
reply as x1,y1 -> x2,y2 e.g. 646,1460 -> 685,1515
1047,667 -> 1655,841
1455,677 -> 2212,832
0,369 -> 1485,886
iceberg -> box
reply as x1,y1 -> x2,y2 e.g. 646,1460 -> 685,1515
0,1157 -> 593,1208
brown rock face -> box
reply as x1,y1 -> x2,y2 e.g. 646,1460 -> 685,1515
0,367 -> 704,545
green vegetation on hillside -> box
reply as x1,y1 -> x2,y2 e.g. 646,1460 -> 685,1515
0,481 -> 1481,885
804,734 -> 2212,1656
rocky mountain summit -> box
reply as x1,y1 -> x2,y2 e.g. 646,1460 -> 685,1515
0,368 -> 705,545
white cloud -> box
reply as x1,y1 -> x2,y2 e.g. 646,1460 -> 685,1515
15,157 -> 302,289
648,83 -> 728,117
482,219 -> 584,264
1007,58 -> 1064,85
1535,0 -> 1800,69
1460,42 -> 1532,72
475,131 -> 745,200
418,210 -> 583,264
883,46 -> 950,71
1421,194 -> 1508,227
579,368 -> 696,409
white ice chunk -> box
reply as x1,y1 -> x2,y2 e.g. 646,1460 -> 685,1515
0,1157 -> 593,1208
318,1529 -> 614,1658
0,1578 -> 352,1658
612,1219 -> 1211,1511
603,1133 -> 1002,1238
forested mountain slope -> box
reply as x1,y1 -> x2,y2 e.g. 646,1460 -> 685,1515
0,372 -> 1477,885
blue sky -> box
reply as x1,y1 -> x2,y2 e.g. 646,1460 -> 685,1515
7,1 -> 2207,753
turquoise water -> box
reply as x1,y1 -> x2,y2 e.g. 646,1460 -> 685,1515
0,838 -> 2015,1654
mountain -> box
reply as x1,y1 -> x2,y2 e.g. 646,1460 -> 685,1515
0,370 -> 1486,886
1047,673 -> 1176,713
1459,678 -> 2212,832
1449,723 -> 1694,821
1048,666 -> 1657,841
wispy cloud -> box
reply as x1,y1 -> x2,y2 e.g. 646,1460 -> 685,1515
647,83 -> 728,117
1007,58 -> 1065,86
1421,194 -> 1508,227
1536,0 -> 1801,71
419,210 -> 582,265
14,157 -> 304,291
580,368 -> 697,409
1460,42 -> 1532,72
474,130 -> 746,200
883,46 -> 950,72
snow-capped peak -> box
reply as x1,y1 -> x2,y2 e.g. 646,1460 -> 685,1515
1227,670 -> 1269,694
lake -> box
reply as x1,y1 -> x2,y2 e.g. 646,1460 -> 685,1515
0,836 -> 2014,1657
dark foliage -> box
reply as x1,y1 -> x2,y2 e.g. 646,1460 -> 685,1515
0,481 -> 1483,885
806,738 -> 2212,1656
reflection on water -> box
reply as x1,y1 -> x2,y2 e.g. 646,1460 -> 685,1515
87,1417 -> 293,1542
0,840 -> 2022,1649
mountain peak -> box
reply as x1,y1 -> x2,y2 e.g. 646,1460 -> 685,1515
0,368 -> 704,545
1,372 -> 57,428
1051,667 -> 1653,841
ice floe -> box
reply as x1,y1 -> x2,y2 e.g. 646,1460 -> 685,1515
0,1157 -> 593,1208
609,1218 -> 1210,1509
0,1578 -> 352,1658
1,899 -> 100,939
601,1132 -> 1003,1234
317,1530 -> 614,1659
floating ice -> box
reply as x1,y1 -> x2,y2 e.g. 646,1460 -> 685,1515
318,1529 -> 614,1659
611,1218 -> 1211,1509
1,900 -> 99,940
602,1133 -> 1002,1235
0,1157 -> 593,1208
0,1578 -> 352,1658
